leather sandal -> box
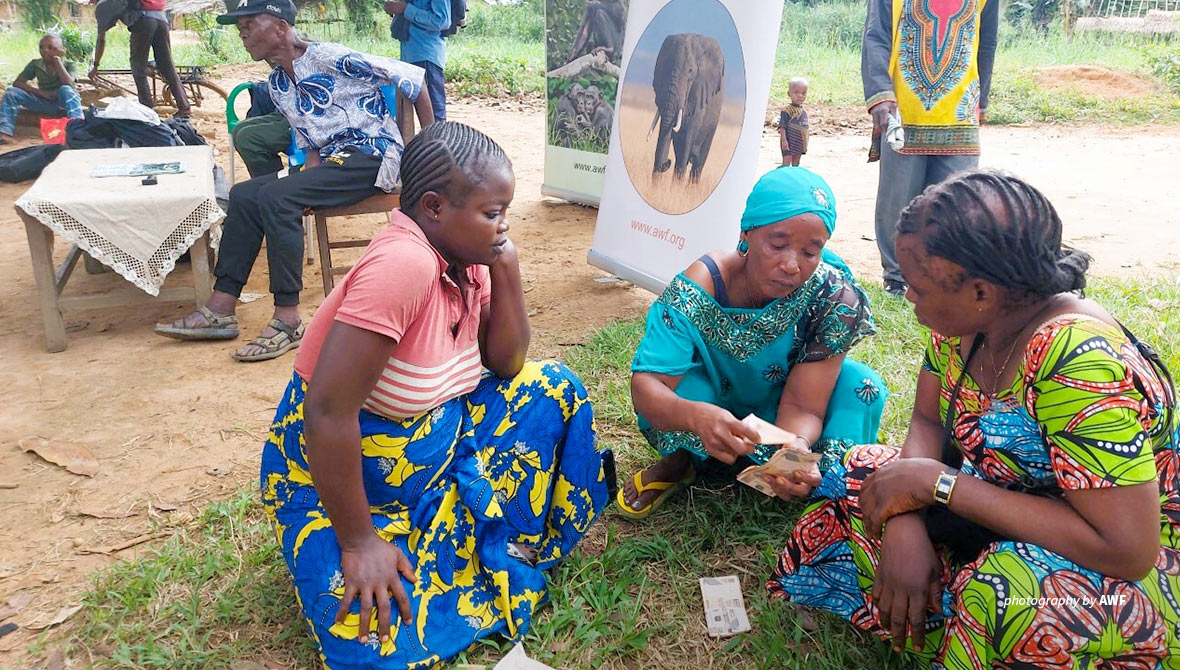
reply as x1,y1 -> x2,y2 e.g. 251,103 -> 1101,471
154,305 -> 239,340
614,466 -> 696,520
231,319 -> 304,362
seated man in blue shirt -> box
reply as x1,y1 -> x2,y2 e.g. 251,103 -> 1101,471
155,0 -> 434,362
385,0 -> 450,122
0,34 -> 84,143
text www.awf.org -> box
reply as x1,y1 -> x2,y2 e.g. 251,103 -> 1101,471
631,219 -> 685,251
1003,595 -> 1129,608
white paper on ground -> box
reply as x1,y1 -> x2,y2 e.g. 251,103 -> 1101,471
492,642 -> 556,670
699,575 -> 751,637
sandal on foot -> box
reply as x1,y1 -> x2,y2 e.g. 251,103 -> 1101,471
232,319 -> 304,362
155,305 -> 239,340
614,467 -> 696,520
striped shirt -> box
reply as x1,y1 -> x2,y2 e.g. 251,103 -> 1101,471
294,209 -> 490,420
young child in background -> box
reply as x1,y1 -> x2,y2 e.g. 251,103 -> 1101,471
779,77 -> 809,167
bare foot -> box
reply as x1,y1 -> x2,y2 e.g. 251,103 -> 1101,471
0,132 -> 12,144
621,450 -> 692,511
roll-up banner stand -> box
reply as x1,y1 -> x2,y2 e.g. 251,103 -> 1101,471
587,0 -> 785,294
543,0 -> 630,206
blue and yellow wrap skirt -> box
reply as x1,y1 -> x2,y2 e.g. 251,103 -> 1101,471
260,360 -> 611,669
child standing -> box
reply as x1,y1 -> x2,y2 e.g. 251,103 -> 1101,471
779,77 -> 809,167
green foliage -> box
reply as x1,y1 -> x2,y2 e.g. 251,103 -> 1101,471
342,0 -> 378,36
447,51 -> 537,97
184,12 -> 230,58
1004,0 -> 1058,31
16,0 -> 60,30
781,0 -> 865,50
48,21 -> 94,61
464,0 -> 544,41
1148,46 -> 1180,95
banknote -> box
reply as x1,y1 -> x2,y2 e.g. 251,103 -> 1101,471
740,414 -> 798,445
737,446 -> 821,497
699,575 -> 751,637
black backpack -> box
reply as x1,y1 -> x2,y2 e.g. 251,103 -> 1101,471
443,0 -> 466,37
0,144 -> 65,183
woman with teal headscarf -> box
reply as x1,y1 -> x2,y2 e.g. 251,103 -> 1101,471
618,167 -> 888,518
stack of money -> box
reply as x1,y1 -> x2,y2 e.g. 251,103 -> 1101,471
735,414 -> 821,496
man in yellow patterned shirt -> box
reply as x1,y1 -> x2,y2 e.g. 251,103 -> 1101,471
862,0 -> 998,295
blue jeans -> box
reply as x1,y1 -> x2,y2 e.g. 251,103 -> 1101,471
0,86 -> 83,136
411,60 -> 446,122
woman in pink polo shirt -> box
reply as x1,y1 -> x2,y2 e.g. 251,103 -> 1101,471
259,121 -> 613,668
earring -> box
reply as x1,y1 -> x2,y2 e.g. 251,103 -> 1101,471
737,240 -> 749,256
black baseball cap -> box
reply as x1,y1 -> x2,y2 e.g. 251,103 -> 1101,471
217,0 -> 297,25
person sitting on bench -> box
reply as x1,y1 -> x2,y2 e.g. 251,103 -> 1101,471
155,0 -> 434,362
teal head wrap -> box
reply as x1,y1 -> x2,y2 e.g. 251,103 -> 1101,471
737,166 -> 851,277
738,166 -> 837,252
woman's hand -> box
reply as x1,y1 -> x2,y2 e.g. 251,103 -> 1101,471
335,534 -> 418,643
861,457 -> 943,540
490,237 -> 518,269
873,513 -> 942,654
768,470 -> 821,500
691,404 -> 758,464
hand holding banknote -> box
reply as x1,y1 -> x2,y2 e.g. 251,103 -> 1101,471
693,405 -> 759,464
736,414 -> 821,499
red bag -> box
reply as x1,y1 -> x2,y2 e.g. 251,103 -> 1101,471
138,0 -> 166,11
40,117 -> 69,144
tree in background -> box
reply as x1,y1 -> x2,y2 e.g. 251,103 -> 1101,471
16,0 -> 61,29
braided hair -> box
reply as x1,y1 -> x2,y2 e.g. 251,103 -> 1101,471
896,168 -> 1090,303
399,121 -> 511,216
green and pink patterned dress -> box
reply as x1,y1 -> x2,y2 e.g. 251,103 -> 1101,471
768,315 -> 1180,668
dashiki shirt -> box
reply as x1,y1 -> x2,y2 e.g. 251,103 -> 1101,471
631,260 -> 888,474
862,0 -> 999,155
269,42 -> 425,192
768,315 -> 1180,668
780,105 -> 810,155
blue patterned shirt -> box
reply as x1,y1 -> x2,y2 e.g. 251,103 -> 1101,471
269,42 -> 424,192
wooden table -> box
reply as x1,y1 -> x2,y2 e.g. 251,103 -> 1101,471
14,146 -> 223,352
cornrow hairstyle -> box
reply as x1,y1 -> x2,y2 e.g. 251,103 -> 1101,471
896,168 -> 1090,303
399,121 -> 511,216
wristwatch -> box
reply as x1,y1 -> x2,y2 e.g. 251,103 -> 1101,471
932,468 -> 959,506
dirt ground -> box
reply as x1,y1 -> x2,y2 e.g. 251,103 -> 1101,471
2,63 -> 1180,664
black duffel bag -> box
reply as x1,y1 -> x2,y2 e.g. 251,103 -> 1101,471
0,144 -> 65,183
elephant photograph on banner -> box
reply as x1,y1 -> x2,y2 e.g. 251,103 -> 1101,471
546,0 -> 629,153
617,0 -> 746,215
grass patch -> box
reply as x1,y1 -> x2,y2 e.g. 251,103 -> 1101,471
58,276 -> 1180,668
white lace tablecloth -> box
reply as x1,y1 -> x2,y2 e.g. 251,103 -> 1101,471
15,146 -> 225,296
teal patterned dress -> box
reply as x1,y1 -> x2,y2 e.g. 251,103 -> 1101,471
631,261 -> 888,472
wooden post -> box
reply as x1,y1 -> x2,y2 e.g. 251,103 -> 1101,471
189,230 -> 214,304
20,212 -> 68,352
1064,0 -> 1075,37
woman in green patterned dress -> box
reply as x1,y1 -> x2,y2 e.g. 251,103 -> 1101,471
768,169 -> 1180,668
618,167 -> 889,517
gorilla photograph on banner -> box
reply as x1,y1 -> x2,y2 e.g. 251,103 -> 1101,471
542,0 -> 629,206
616,0 -> 745,215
